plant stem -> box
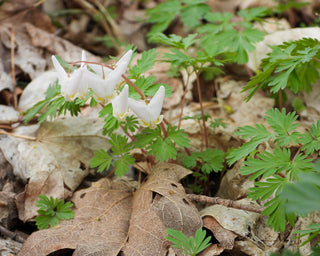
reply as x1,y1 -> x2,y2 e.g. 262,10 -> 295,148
195,71 -> 208,148
178,70 -> 190,130
278,90 -> 283,110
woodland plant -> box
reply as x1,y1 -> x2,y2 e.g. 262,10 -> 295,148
23,1 -> 320,254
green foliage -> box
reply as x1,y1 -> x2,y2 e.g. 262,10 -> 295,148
210,118 -> 227,130
183,148 -> 224,174
22,82 -> 92,123
282,171 -> 320,215
227,108 -> 319,232
227,108 -> 299,165
35,195 -> 74,229
300,120 -> 320,155
134,125 -> 190,162
90,149 -> 112,173
294,223 -> 320,247
165,228 -> 211,256
243,38 -> 320,101
146,0 -> 210,34
129,49 -> 158,79
91,134 -> 135,177
198,7 -> 267,63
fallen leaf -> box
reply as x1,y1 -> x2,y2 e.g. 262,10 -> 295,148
122,162 -> 202,255
0,117 -> 111,222
202,216 -> 237,250
200,198 -> 261,238
18,178 -> 133,256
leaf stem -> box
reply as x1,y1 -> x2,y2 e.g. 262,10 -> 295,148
0,130 -> 37,141
195,71 -> 208,148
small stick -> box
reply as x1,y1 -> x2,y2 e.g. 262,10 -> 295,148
10,27 -> 16,86
187,194 -> 264,214
0,225 -> 25,243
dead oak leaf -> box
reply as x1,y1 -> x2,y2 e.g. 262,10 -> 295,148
122,163 -> 202,256
18,178 -> 133,256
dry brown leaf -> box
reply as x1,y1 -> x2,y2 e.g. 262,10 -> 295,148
197,244 -> 224,256
123,163 -> 202,256
200,199 -> 261,238
18,178 -> 133,256
203,216 -> 237,250
0,117 -> 110,222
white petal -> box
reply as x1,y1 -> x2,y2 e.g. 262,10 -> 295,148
52,55 -> 67,80
128,99 -> 154,122
117,50 -> 133,67
148,86 -> 165,117
112,84 -> 129,121
60,69 -> 83,101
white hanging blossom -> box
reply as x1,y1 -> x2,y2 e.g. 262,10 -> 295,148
87,50 -> 133,104
112,84 -> 129,121
52,51 -> 89,101
128,86 -> 165,129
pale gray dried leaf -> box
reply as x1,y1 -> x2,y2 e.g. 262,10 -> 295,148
200,199 -> 260,238
0,117 -> 110,221
0,105 -> 19,124
18,178 -> 132,256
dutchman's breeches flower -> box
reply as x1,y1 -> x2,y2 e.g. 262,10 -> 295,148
112,84 -> 129,121
128,85 -> 165,129
52,51 -> 89,101
88,50 -> 133,104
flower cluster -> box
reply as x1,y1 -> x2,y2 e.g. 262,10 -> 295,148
52,50 -> 165,129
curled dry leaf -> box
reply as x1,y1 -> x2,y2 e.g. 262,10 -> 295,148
200,198 -> 261,238
123,163 -> 202,256
18,178 -> 133,256
202,216 -> 237,250
0,117 -> 110,222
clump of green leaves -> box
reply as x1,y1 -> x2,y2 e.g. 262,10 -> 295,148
35,195 -> 74,229
227,108 -> 319,232
166,228 -> 211,256
90,133 -> 135,177
243,38 -> 320,101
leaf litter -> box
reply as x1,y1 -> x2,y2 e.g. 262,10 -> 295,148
1,1 -> 320,255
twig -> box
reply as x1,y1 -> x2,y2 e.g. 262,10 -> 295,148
187,194 -> 264,214
0,225 -> 25,243
10,27 -> 16,86
195,71 -> 208,148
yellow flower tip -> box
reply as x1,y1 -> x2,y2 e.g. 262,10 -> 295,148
140,115 -> 163,129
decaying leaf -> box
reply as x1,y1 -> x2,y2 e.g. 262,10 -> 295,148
18,178 -> 133,256
200,198 -> 261,238
202,215 -> 237,250
0,117 -> 110,222
123,162 -> 202,255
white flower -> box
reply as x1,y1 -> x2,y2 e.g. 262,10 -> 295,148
51,50 -> 89,101
128,86 -> 165,129
112,84 -> 129,121
87,50 -> 133,104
